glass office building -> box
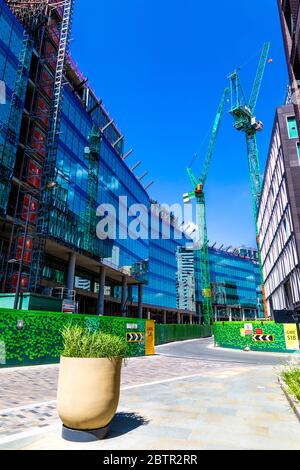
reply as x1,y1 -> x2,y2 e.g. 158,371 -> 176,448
0,0 -> 29,215
144,218 -> 188,310
0,0 -> 197,322
0,0 -> 32,282
194,246 -> 263,320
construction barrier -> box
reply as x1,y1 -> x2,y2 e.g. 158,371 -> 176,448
0,309 -> 155,368
155,324 -> 212,346
213,321 -> 300,353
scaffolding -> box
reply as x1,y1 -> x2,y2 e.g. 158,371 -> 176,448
29,0 -> 74,292
2,0 -> 113,295
5,1 -> 66,32
2,1 -> 74,293
0,32 -> 32,215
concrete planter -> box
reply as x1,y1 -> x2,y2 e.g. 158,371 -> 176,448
57,356 -> 122,441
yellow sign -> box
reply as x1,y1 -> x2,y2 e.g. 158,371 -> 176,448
240,328 -> 245,337
145,320 -> 155,356
284,324 -> 300,350
202,289 -> 211,299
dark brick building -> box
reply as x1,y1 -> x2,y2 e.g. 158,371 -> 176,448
257,105 -> 300,314
278,0 -> 300,132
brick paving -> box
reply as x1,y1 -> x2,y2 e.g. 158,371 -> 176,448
0,353 -> 246,439
2,360 -> 300,450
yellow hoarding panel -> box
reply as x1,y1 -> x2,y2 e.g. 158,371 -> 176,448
145,320 -> 155,355
284,324 -> 300,350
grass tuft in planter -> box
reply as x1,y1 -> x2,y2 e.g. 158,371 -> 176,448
58,325 -> 126,440
61,325 -> 127,359
281,362 -> 300,402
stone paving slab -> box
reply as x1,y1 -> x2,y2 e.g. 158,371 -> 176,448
0,354 -> 245,439
1,366 -> 299,450
0,343 -> 299,450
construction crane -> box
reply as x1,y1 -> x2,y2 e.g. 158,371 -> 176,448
228,42 -> 271,321
183,88 -> 229,326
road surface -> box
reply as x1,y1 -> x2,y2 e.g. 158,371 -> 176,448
157,337 -> 296,366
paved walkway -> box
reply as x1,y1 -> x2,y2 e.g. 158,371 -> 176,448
0,340 -> 299,450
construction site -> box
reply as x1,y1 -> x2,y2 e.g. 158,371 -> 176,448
0,0 -> 198,323
0,0 -> 298,325
1,0 -> 300,453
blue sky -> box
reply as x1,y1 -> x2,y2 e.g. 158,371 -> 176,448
71,0 -> 287,248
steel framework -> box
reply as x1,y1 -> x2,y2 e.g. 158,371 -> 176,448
228,42 -> 271,320
183,88 -> 228,326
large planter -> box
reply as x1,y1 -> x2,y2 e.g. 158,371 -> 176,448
57,356 -> 122,441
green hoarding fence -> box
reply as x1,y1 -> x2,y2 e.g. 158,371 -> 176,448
0,309 -> 148,367
213,321 -> 300,353
155,324 -> 212,346
0,309 -> 212,368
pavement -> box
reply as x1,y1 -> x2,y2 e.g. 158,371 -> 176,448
0,338 -> 300,450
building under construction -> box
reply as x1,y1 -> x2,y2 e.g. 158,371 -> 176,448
0,0 -> 196,322
178,244 -> 264,321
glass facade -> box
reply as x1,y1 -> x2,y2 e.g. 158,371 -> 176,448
144,220 -> 187,309
46,83 -> 152,274
40,63 -> 192,312
0,0 -> 27,214
0,2 -> 213,316
99,137 -> 150,277
176,246 -> 196,312
195,247 -> 263,317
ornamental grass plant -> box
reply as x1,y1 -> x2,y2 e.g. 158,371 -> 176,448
280,360 -> 300,402
61,324 -> 127,359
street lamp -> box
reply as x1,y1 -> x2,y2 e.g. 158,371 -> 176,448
13,181 -> 57,310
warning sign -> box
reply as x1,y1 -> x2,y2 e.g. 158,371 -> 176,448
244,323 -> 253,336
252,334 -> 274,343
145,320 -> 155,356
126,333 -> 144,343
284,324 -> 300,350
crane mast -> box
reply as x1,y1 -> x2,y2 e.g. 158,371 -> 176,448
228,42 -> 271,320
183,88 -> 228,326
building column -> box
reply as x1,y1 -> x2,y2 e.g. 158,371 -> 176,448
127,285 -> 133,303
177,312 -> 181,324
214,306 -> 218,322
242,308 -> 246,322
227,307 -> 232,322
67,252 -> 76,291
97,266 -> 106,316
121,276 -> 127,317
163,311 -> 167,324
147,311 -> 151,320
138,284 -> 143,319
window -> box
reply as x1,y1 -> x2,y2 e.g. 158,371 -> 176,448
287,117 -> 299,139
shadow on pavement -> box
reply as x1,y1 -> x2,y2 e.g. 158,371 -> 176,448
108,412 -> 149,439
